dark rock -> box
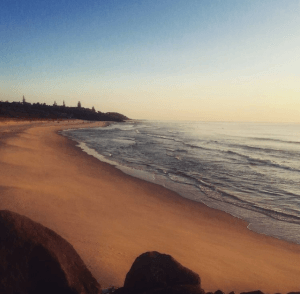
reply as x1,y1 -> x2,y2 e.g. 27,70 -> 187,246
114,285 -> 204,294
0,210 -> 101,294
240,291 -> 264,294
142,285 -> 205,294
228,292 -> 235,294
123,251 -> 201,294
102,286 -> 117,294
113,288 -> 132,294
214,291 -> 224,294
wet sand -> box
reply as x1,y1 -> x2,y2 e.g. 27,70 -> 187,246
1,119 -> 300,292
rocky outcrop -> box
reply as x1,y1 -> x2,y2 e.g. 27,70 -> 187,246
0,210 -> 101,294
114,251 -> 204,294
240,291 -> 264,294
0,210 -> 296,294
214,291 -> 225,294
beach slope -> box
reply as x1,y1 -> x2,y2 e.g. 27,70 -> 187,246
0,119 -> 300,292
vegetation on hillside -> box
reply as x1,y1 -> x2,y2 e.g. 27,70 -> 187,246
0,98 -> 128,122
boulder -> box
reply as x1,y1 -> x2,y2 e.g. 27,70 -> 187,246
114,285 -> 204,294
214,291 -> 224,294
142,284 -> 205,294
0,210 -> 101,294
240,291 -> 264,294
121,251 -> 203,294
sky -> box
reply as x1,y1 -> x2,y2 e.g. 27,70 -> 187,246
1,0 -> 300,122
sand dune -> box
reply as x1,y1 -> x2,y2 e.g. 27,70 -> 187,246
1,119 -> 300,292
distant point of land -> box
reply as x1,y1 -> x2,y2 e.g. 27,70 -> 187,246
0,99 -> 128,122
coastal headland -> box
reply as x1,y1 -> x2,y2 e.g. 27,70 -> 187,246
0,119 -> 300,292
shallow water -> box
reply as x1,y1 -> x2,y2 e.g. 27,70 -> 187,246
62,120 -> 300,244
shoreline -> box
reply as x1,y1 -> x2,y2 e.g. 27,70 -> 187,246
63,122 -> 300,246
1,119 -> 300,292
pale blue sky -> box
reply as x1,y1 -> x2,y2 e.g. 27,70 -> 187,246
1,0 -> 299,121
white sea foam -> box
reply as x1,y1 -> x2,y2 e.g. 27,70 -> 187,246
62,121 -> 300,244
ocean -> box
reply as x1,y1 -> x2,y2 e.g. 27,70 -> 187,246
62,120 -> 300,244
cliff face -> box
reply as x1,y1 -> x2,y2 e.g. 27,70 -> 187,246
0,101 -> 128,122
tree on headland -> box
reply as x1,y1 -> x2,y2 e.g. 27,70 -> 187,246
0,99 -> 128,121
63,100 -> 65,107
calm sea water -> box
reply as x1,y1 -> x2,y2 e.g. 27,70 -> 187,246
62,121 -> 300,244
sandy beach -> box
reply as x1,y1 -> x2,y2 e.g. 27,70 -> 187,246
1,119 -> 300,293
